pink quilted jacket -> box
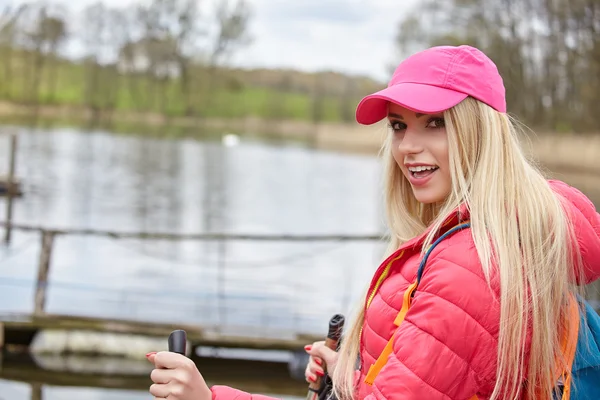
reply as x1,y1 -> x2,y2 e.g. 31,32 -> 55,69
211,180 -> 600,400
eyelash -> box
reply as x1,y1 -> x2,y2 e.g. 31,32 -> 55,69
388,117 -> 445,132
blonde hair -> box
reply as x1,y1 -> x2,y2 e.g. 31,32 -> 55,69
332,97 -> 585,400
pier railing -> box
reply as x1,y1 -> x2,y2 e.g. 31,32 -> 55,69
0,221 -> 386,335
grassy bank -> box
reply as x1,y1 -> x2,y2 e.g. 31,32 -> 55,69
0,49 -> 377,124
0,100 -> 598,181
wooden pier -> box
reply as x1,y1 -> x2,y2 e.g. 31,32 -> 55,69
1,133 -> 21,197
0,176 -> 22,196
0,220 -> 377,382
0,351 -> 310,396
0,311 -> 318,396
0,312 -> 323,353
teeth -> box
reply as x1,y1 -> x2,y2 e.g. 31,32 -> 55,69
408,166 -> 437,172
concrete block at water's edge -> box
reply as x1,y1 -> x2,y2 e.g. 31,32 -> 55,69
30,329 -> 192,359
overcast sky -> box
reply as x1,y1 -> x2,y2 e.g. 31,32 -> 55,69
4,0 -> 417,82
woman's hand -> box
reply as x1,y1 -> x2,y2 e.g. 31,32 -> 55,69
304,341 -> 339,383
147,351 -> 212,400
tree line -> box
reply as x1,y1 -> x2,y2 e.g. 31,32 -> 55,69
394,0 -> 599,133
0,0 -> 258,117
0,0 -> 597,131
0,0 -> 375,124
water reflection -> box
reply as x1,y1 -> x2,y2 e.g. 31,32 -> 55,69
0,126 -> 386,335
0,352 -> 306,400
0,125 -> 385,397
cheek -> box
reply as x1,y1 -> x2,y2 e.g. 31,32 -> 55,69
438,141 -> 452,187
391,139 -> 403,166
435,136 -> 450,171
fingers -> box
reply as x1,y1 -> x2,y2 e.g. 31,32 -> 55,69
304,356 -> 325,383
150,368 -> 173,384
146,352 -> 157,364
149,380 -> 187,399
305,342 -> 337,367
146,350 -> 212,400
153,351 -> 194,370
304,341 -> 328,383
303,340 -> 340,382
150,383 -> 170,398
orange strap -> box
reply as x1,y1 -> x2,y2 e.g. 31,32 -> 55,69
364,284 -> 579,400
363,280 -> 478,400
362,219 -> 578,399
558,293 -> 580,400
364,281 -> 417,385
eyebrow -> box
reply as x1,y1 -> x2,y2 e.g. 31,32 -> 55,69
387,112 -> 427,120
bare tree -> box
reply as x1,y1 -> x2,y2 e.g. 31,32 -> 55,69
42,14 -> 66,101
14,4 -> 66,105
393,0 -> 599,132
211,0 -> 252,66
0,5 -> 27,99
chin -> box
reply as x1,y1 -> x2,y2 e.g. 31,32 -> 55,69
411,188 -> 448,204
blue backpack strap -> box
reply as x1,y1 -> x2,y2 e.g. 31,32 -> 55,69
569,298 -> 600,400
416,221 -> 471,283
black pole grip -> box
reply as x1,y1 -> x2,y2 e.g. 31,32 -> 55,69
327,314 -> 345,343
168,329 -> 187,355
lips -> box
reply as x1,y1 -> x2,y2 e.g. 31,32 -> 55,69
405,164 -> 439,186
407,165 -> 439,178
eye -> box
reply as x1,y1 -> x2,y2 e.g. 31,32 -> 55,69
388,120 -> 407,132
426,117 -> 445,129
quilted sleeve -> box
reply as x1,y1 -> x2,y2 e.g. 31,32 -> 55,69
211,385 -> 280,400
365,241 -> 501,399
548,179 -> 600,284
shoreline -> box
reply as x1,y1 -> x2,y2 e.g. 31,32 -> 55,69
0,101 -> 598,175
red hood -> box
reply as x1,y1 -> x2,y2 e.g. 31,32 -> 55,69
549,180 -> 600,285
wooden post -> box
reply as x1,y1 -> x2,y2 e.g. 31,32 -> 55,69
34,231 -> 54,316
3,133 -> 17,244
0,321 -> 4,351
31,382 -> 42,400
0,323 -> 3,371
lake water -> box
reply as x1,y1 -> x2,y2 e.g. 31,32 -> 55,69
0,124 -> 599,400
0,124 -> 389,399
0,126 -> 388,331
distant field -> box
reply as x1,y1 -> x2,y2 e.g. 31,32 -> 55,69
0,97 -> 597,179
0,50 -> 375,123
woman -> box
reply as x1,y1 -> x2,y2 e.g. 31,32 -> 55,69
146,45 -> 600,399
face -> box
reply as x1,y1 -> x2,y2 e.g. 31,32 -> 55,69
387,103 -> 451,204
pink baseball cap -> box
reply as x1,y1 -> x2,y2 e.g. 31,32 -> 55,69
355,45 -> 506,125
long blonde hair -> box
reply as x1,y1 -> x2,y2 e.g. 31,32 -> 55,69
332,97 -> 585,400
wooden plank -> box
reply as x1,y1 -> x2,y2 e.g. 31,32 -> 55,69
3,133 -> 18,243
34,231 -> 54,315
0,221 -> 383,242
0,313 -> 322,351
0,353 -> 307,395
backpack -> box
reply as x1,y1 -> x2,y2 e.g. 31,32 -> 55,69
568,298 -> 600,400
363,222 -> 600,400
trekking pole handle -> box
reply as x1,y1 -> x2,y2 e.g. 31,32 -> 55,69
168,329 -> 187,355
306,314 -> 345,400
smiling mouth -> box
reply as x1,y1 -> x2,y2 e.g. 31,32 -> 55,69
408,165 -> 439,179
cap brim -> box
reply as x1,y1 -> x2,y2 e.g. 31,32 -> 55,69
355,83 -> 469,125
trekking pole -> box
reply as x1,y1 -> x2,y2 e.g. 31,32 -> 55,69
169,329 -> 187,355
306,314 -> 345,400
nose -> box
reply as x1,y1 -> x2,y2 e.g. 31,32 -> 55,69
396,129 -> 423,154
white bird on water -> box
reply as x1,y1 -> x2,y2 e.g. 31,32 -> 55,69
222,133 -> 240,147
